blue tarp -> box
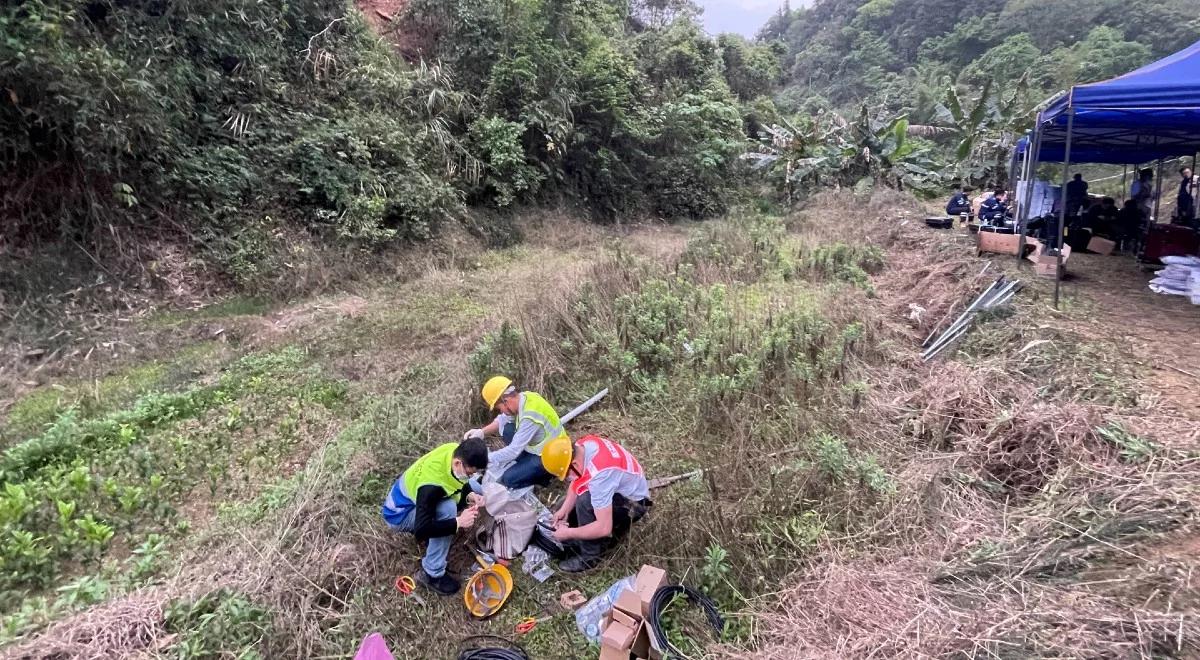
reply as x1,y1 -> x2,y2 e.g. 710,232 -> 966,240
1020,38 -> 1200,164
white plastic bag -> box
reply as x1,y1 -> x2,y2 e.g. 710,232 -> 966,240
575,575 -> 635,642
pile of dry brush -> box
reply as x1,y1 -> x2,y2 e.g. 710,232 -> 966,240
743,192 -> 1199,659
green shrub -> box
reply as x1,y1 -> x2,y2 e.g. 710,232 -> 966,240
800,242 -> 886,292
681,213 -> 794,281
468,117 -> 544,207
165,590 -> 270,660
0,348 -> 346,605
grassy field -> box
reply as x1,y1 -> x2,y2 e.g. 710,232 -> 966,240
2,193 -> 1198,659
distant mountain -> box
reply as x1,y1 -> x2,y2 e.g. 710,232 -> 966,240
760,0 -> 1200,121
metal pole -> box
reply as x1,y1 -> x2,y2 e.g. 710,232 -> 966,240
560,388 -> 609,424
1120,165 -> 1128,203
1012,144 -> 1028,233
1054,109 -> 1074,310
1152,158 -> 1165,223
1017,123 -> 1043,266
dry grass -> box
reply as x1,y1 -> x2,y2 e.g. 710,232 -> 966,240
740,191 -> 1200,659
6,191 -> 1196,660
1,215 -> 691,660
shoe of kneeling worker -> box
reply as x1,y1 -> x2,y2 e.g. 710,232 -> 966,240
417,570 -> 461,595
559,555 -> 602,573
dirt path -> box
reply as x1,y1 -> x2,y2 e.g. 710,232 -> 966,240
1063,252 -> 1200,419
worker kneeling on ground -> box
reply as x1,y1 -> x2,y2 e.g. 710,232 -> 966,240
381,438 -> 488,595
543,434 -> 651,573
463,375 -> 568,490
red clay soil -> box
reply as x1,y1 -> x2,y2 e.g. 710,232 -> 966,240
355,0 -> 406,33
1059,251 -> 1200,420
353,0 -> 436,60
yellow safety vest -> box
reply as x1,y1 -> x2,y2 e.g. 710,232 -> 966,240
518,392 -> 569,455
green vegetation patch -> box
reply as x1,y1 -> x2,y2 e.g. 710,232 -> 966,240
0,347 -> 349,611
4,363 -> 166,443
3,342 -> 230,445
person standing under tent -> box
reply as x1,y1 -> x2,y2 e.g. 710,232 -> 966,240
1065,173 -> 1089,217
1130,169 -> 1155,221
1175,167 -> 1195,225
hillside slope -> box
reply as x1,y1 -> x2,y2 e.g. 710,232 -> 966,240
764,0 -> 1200,118
3,195 -> 1198,658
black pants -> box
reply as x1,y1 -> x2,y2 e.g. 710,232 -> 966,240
567,492 -> 650,559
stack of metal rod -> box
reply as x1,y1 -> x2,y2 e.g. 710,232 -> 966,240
921,276 -> 1023,361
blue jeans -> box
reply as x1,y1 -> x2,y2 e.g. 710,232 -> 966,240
391,497 -> 458,578
497,421 -> 554,489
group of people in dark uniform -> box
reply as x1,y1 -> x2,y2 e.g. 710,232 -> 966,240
944,166 -> 1198,253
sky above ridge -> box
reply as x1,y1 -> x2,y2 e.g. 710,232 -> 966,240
695,0 -> 789,37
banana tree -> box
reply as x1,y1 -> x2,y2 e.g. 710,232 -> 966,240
741,117 -> 831,204
934,75 -> 1032,186
836,105 -> 944,193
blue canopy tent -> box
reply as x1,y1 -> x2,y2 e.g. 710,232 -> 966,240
1012,38 -> 1200,306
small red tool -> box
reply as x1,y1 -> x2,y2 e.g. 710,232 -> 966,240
515,614 -> 554,635
395,575 -> 427,606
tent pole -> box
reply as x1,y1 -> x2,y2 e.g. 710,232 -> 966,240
1013,145 -> 1027,226
1120,165 -> 1128,203
1017,124 -> 1042,266
1054,109 -> 1074,310
1013,140 -> 1029,244
1153,158 -> 1165,223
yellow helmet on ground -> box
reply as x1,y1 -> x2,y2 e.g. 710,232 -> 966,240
464,563 -> 513,618
481,376 -> 513,410
541,436 -> 574,480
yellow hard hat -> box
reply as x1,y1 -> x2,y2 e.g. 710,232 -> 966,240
464,556 -> 513,618
481,376 -> 513,410
541,436 -> 574,480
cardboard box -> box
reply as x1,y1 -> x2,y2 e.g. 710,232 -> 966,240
631,565 -> 669,617
1034,260 -> 1061,278
560,590 -> 587,611
614,588 -> 642,618
631,620 -> 653,659
977,231 -> 1022,256
611,607 -> 638,629
601,618 -> 637,651
1087,236 -> 1115,255
600,565 -> 669,660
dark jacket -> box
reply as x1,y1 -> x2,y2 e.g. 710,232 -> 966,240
1179,178 -> 1195,219
979,196 -> 1008,222
946,192 -> 971,215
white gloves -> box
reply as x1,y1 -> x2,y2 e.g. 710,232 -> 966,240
463,428 -> 485,441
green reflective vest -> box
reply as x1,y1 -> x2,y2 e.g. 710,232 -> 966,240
402,442 -> 466,504
519,391 -> 569,455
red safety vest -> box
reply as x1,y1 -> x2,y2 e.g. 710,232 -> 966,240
572,435 -> 643,496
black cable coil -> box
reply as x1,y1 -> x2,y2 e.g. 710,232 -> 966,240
456,635 -> 530,660
646,585 -> 725,658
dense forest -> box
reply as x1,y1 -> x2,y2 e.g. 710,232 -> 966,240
0,0 -> 778,288
2,0 -> 1198,288
764,0 -> 1198,115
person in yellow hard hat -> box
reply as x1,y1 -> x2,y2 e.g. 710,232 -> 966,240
542,434 -> 651,572
464,376 -> 569,490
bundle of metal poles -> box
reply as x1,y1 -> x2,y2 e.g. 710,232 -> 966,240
921,275 -> 1022,361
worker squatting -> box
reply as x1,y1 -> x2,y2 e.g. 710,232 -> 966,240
380,376 -> 651,596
